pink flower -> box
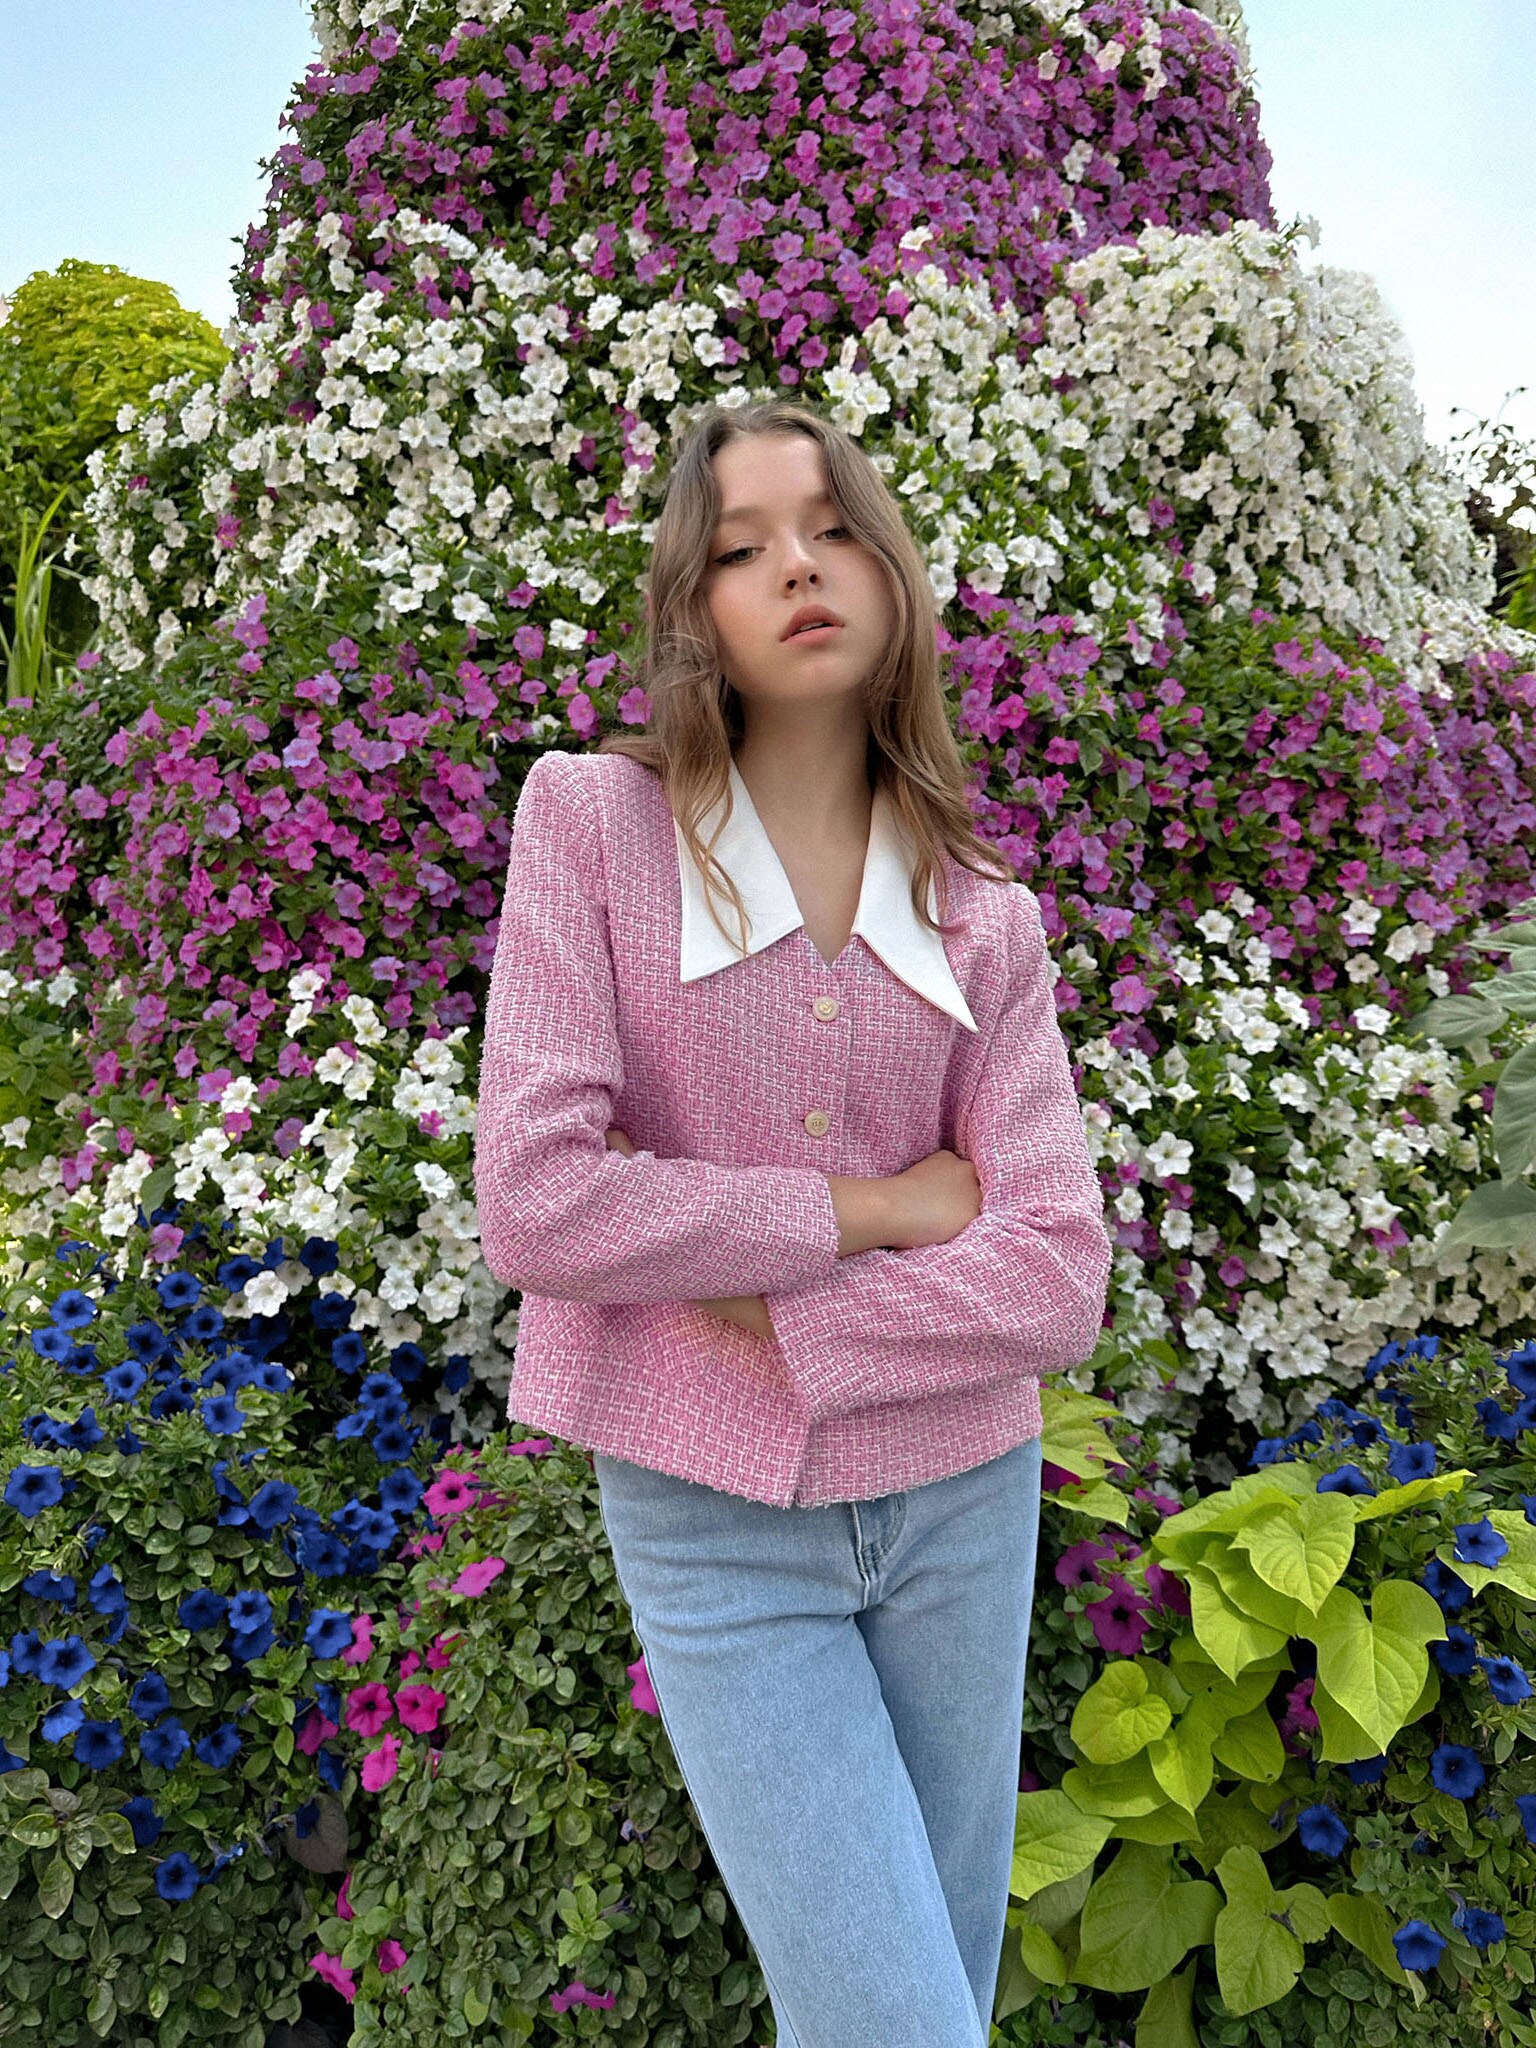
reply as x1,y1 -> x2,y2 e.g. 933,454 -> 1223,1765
1054,1538 -> 1114,1589
1085,1575 -> 1152,1656
394,1684 -> 447,1734
425,1632 -> 461,1670
551,1980 -> 616,2014
1144,1562 -> 1192,1614
336,1872 -> 354,1922
378,1938 -> 408,1974
399,1648 -> 422,1679
362,1733 -> 401,1790
1040,1460 -> 1079,1491
295,1708 -> 338,1756
626,1654 -> 660,1716
451,1556 -> 506,1597
423,1468 -> 481,1519
344,1682 -> 394,1736
311,1952 -> 357,2001
341,1613 -> 375,1665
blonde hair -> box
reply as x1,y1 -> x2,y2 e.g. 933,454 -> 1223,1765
596,397 -> 1016,959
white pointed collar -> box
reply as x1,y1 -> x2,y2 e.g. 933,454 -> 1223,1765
674,758 -> 978,1031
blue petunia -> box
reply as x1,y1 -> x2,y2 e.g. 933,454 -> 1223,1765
1475,1397 -> 1519,1442
371,1421 -> 419,1463
129,1673 -> 172,1722
248,1480 -> 299,1532
1296,1805 -> 1350,1857
1342,1754 -> 1389,1785
1385,1438 -> 1436,1483
23,1568 -> 77,1606
1453,1905 -> 1506,1949
228,1622 -> 276,1664
38,1635 -> 96,1688
1429,1743 -> 1485,1800
102,1361 -> 148,1403
193,1724 -> 242,1770
119,1795 -> 162,1847
1317,1463 -> 1375,1496
1432,1626 -> 1478,1676
74,1718 -> 125,1769
41,1699 -> 86,1744
1480,1655 -> 1532,1705
154,1852 -> 201,1902
200,1394 -> 246,1436
1508,1352 -> 1536,1399
1421,1558 -> 1473,1614
316,1745 -> 345,1792
227,1589 -> 271,1634
139,1718 -> 190,1770
1453,1519 -> 1508,1569
379,1469 -> 425,1515
1393,1919 -> 1447,1973
178,1589 -> 229,1632
86,1565 -> 127,1620
4,1465 -> 66,1516
304,1609 -> 353,1659
1516,1793 -> 1536,1845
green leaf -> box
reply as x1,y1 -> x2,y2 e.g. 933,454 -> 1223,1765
1328,1892 -> 1414,1985
1015,1917 -> 1068,1984
1010,1790 -> 1114,1901
1073,1841 -> 1221,1993
11,1813 -> 57,1850
1071,1662 -> 1172,1766
1136,1963 -> 1200,2048
1145,1703 -> 1215,1814
1050,1477 -> 1134,1526
1232,1492 -> 1356,1611
1213,1846 -> 1324,2014
462,1987 -> 490,2028
1152,1467 -> 1318,1561
38,1851 -> 74,1919
1061,1750 -> 1168,1819
1312,1579 -> 1446,1750
1184,1564 -> 1290,1681
1211,1704 -> 1286,1784
1350,1470 -> 1474,1521
1435,1509 -> 1536,1601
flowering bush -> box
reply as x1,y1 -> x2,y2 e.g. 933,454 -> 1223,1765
0,1201 -> 441,2045
996,1329 -> 1536,2047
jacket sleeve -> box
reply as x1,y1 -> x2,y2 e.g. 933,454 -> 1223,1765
760,884 -> 1112,1423
473,751 -> 844,1302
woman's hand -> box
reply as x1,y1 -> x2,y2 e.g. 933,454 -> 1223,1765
606,1125 -> 773,1339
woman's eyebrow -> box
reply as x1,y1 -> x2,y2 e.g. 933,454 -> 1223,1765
715,491 -> 837,524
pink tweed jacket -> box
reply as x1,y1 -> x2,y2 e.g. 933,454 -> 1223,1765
472,747 -> 1112,1508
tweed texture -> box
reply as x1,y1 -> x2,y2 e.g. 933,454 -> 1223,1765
473,748 -> 1113,1508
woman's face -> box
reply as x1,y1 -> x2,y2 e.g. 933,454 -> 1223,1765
700,432 -> 895,712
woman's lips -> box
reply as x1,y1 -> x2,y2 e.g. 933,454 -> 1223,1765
785,623 -> 842,642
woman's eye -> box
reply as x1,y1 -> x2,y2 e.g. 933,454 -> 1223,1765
714,527 -> 848,567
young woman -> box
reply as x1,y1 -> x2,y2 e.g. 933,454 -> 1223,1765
473,398 -> 1112,2047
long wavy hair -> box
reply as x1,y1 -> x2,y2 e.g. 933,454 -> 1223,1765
595,397 -> 1017,960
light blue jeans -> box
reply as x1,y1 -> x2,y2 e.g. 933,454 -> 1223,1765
592,1435 -> 1044,2048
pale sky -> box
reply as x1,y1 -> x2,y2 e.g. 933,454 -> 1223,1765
0,0 -> 1530,459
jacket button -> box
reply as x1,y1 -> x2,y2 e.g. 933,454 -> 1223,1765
813,996 -> 840,1020
803,1109 -> 831,1137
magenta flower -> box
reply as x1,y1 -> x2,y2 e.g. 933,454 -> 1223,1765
451,1556 -> 506,1597
1085,1575 -> 1153,1656
336,1872 -> 354,1921
344,1683 -> 394,1736
1143,1562 -> 1192,1614
1055,1538 -> 1114,1588
627,1655 -> 660,1716
378,1938 -> 408,1975
341,1613 -> 376,1665
394,1684 -> 447,1734
361,1734 -> 402,1791
423,1468 -> 480,1519
310,1952 -> 357,2001
294,1709 -> 338,1756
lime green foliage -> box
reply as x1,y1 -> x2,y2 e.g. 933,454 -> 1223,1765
0,259 -> 228,666
999,1335 -> 1536,2042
